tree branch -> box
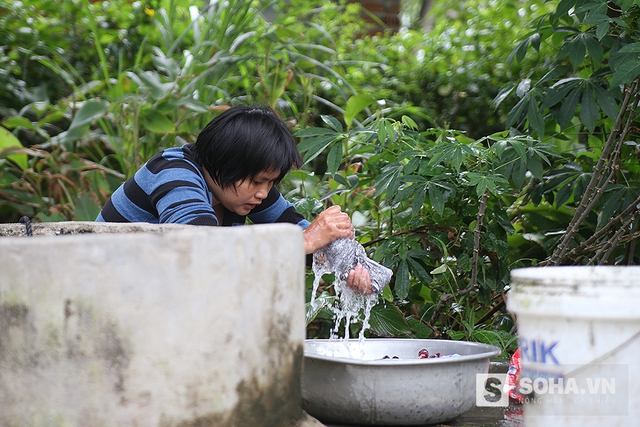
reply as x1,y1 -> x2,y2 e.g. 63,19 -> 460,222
549,78 -> 639,264
471,189 -> 489,288
548,195 -> 640,264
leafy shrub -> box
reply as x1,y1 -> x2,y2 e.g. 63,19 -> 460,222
0,0 -> 362,220
294,109 -> 556,351
496,0 -> 640,266
0,0 -> 158,120
332,0 -> 557,138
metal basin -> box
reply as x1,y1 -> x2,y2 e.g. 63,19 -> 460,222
302,338 -> 501,425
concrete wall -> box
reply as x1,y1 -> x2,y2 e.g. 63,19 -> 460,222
0,222 -> 306,427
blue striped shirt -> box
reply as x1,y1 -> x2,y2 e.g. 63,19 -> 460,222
96,144 -> 311,229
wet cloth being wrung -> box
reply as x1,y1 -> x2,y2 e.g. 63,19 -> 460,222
313,238 -> 392,294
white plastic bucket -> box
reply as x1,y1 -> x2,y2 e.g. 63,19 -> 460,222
507,266 -> 640,427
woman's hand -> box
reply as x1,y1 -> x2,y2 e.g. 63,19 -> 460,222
346,263 -> 373,295
303,205 -> 354,254
304,205 -> 373,295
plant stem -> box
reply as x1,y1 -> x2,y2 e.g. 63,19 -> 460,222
471,189 -> 489,288
474,294 -> 506,326
549,78 -> 639,265
557,195 -> 640,263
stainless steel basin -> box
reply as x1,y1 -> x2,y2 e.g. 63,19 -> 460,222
302,338 -> 501,425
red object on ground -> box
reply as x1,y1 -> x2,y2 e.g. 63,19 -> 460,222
506,347 -> 524,403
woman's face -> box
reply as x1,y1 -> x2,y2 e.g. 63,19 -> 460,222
205,168 -> 280,216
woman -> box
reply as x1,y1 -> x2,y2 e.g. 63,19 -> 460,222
97,105 -> 372,294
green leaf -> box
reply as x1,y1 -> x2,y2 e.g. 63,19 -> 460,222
510,139 -> 527,160
395,260 -> 410,299
326,141 -> 343,175
294,197 -> 323,215
406,317 -> 433,338
428,184 -> 445,215
374,163 -> 402,197
398,242 -> 409,261
427,137 -> 478,172
583,34 -> 603,64
516,78 -> 531,98
507,38 -> 530,65
580,89 -> 599,133
592,84 -> 619,120
140,109 -> 175,133
404,156 -> 421,174
333,173 -> 349,186
430,264 -> 448,275
382,286 -> 394,303
530,33 -> 541,51
274,25 -> 303,39
582,13 -> 609,26
297,135 -> 336,164
447,330 -> 466,340
618,43 -> 640,53
39,111 -> 65,126
542,78 -> 581,109
387,177 -> 402,200
493,83 -> 515,108
305,292 -> 336,326
267,69 -> 292,107
595,21 -> 609,40
526,155 -> 543,180
74,192 -> 101,221
2,117 -> 36,131
491,139 -> 507,159
171,97 -> 210,113
619,0 -> 636,11
492,206 -> 515,234
321,115 -> 343,133
411,186 -> 426,215
511,159 -> 526,189
568,37 -> 586,71
36,211 -> 67,222
559,87 -> 582,128
610,60 -> 640,87
506,95 -> 528,128
555,181 -> 574,207
407,255 -> 432,284
394,184 -> 416,205
384,120 -> 396,144
377,120 -> 388,144
527,97 -> 545,138
599,188 -> 624,225
0,126 -> 28,171
137,70 -> 175,100
368,304 -> 413,337
467,172 -> 507,197
151,52 -> 180,79
294,127 -> 337,138
57,99 -> 109,147
401,115 -> 419,130
343,94 -> 376,128
553,0 -> 576,21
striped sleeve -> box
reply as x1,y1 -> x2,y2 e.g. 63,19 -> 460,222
97,146 -> 219,225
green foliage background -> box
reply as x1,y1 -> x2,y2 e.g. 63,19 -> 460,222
1,0 -> 639,354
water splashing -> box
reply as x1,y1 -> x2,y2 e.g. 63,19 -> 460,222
311,238 -> 393,343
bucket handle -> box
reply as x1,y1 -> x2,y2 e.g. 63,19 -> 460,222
565,328 -> 640,379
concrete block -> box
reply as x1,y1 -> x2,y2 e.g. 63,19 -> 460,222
0,222 -> 306,427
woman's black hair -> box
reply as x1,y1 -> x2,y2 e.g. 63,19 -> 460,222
194,106 -> 302,188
